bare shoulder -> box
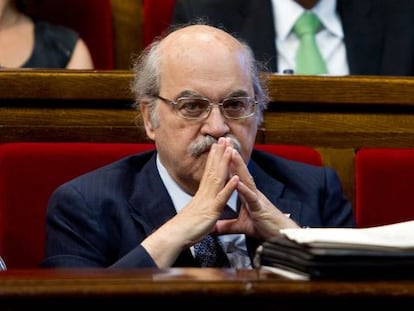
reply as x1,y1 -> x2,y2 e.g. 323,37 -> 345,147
66,38 -> 94,69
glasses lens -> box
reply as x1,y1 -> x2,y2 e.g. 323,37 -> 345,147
176,98 -> 210,119
222,97 -> 255,119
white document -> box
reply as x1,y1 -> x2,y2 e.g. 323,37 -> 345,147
279,220 -> 414,250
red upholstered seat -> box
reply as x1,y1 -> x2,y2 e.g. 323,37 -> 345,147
355,148 -> 414,228
254,144 -> 323,166
142,0 -> 176,47
0,142 -> 321,269
22,0 -> 114,69
0,142 -> 155,269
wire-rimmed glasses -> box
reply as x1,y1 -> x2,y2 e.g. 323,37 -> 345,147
157,95 -> 257,120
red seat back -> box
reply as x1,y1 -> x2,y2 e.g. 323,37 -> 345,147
254,144 -> 323,166
355,148 -> 414,228
22,0 -> 114,69
0,142 -> 155,269
142,0 -> 176,47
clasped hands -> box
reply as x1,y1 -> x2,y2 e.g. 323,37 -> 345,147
185,137 -> 299,244
142,137 -> 298,268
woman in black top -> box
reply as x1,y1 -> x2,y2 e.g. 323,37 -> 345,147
0,0 -> 93,69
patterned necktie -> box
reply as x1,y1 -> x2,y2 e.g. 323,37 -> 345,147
194,234 -> 230,267
193,205 -> 236,267
293,12 -> 328,75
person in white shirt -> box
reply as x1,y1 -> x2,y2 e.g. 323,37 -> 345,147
172,0 -> 414,76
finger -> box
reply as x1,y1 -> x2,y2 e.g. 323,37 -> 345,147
236,179 -> 261,212
230,149 -> 256,188
198,143 -> 236,205
202,143 -> 227,185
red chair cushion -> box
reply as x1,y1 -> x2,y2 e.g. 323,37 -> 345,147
254,144 -> 323,166
355,148 -> 414,228
0,142 -> 154,269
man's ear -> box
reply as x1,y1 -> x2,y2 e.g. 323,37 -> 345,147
140,102 -> 156,140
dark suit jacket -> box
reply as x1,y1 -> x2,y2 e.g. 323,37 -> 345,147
41,149 -> 354,268
172,0 -> 414,75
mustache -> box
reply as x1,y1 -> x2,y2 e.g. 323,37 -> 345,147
188,135 -> 241,157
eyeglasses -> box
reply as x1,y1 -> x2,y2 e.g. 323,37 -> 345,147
157,95 -> 257,120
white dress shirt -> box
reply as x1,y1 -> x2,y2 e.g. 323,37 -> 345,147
271,0 -> 349,75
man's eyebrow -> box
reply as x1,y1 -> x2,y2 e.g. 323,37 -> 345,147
176,90 -> 203,98
175,89 -> 250,99
227,90 -> 250,97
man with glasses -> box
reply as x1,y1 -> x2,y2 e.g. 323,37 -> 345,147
41,23 -> 355,269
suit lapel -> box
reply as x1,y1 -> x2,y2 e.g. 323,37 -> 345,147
128,153 -> 196,266
128,154 -> 176,231
249,159 -> 302,220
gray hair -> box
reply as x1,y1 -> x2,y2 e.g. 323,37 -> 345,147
130,24 -> 269,128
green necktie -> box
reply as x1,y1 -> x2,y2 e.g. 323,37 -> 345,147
293,12 -> 328,75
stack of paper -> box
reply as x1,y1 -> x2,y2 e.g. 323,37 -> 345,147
254,221 -> 414,280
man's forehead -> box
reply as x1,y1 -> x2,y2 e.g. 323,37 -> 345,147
161,25 -> 241,51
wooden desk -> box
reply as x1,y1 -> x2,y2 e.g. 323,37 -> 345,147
0,268 -> 413,309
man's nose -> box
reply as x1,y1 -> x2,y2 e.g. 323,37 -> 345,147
203,105 -> 230,135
